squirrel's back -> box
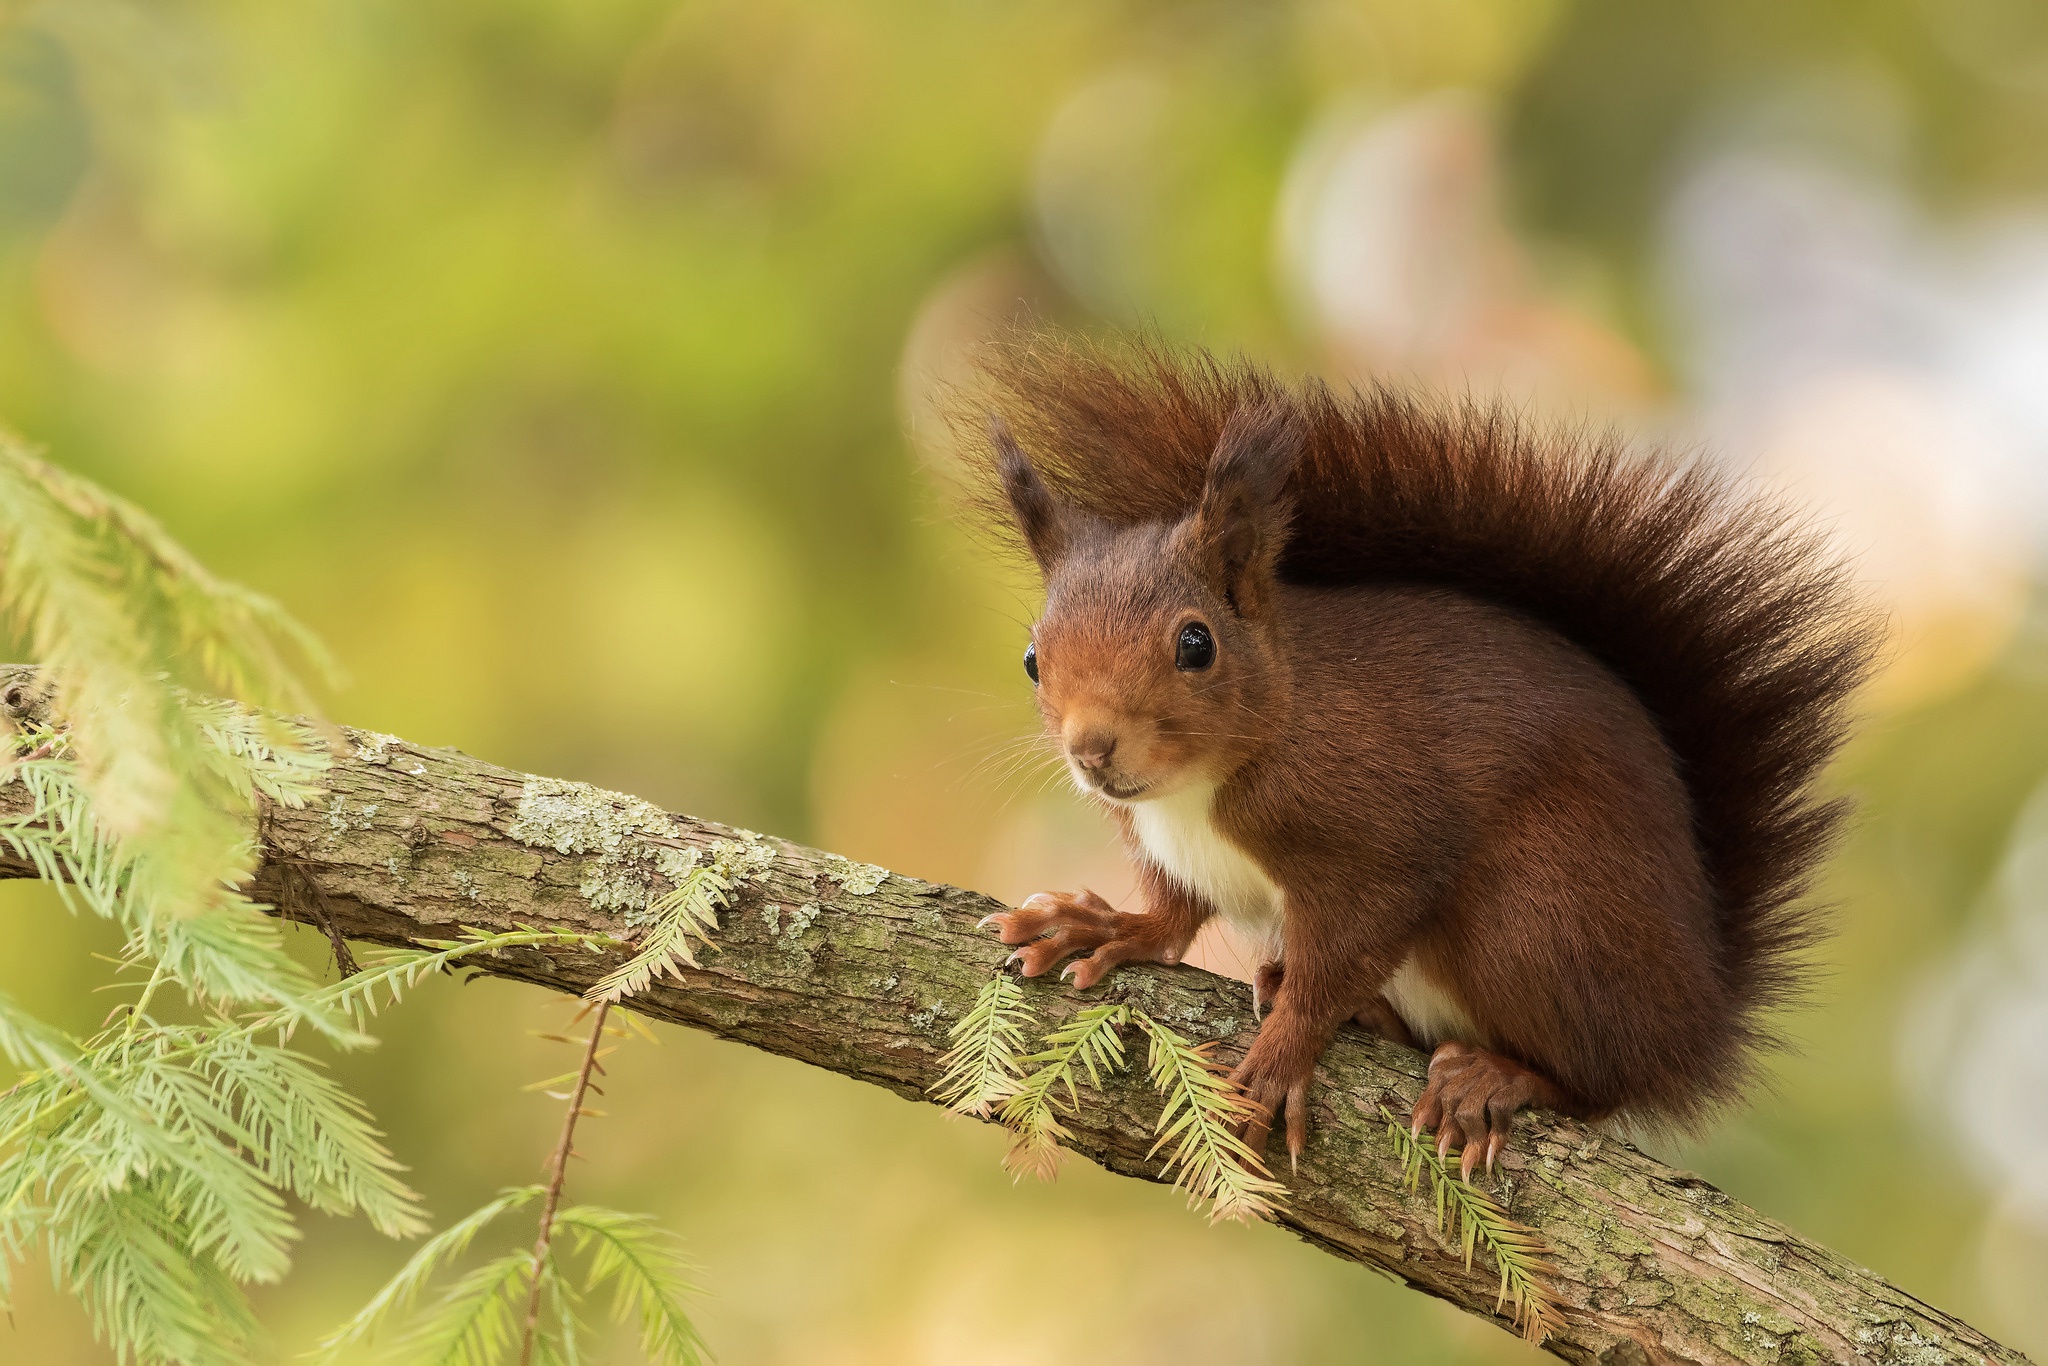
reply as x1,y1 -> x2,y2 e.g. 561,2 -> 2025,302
966,334 -> 1881,1053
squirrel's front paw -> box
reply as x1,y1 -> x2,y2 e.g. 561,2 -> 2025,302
978,889 -> 1138,986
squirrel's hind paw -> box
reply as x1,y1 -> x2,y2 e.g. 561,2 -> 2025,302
1228,1031 -> 1317,1165
1410,1041 -> 1565,1180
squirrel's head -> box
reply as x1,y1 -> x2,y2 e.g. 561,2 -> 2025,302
993,404 -> 1300,805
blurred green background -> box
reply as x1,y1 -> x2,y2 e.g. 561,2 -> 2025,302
5,0 -> 2048,1361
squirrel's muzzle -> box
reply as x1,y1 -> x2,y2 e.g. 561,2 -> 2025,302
1067,729 -> 1118,772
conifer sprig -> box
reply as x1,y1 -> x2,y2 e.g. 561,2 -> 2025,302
313,1187 -> 547,1361
0,735 -> 346,1039
1133,1012 -> 1287,1224
0,435 -> 336,920
583,867 -> 727,1004
930,971 -> 1035,1117
553,1206 -> 706,1366
0,989 -> 429,1363
328,1002 -> 705,1365
402,1248 -> 547,1366
0,438 -> 706,1365
949,976 -> 1291,1223
1380,1106 -> 1564,1344
316,929 -> 620,1033
957,987 -> 1291,1221
997,1002 -> 1130,1182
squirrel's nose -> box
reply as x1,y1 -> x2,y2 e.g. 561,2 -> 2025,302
1069,731 -> 1118,771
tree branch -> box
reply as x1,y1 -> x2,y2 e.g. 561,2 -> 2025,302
0,706 -> 2025,1365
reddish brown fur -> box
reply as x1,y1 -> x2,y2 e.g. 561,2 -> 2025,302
964,334 -> 1878,1164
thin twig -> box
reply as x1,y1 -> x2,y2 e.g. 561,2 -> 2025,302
271,842 -> 359,978
516,999 -> 610,1366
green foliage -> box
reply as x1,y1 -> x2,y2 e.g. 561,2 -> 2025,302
401,1248 -> 545,1366
321,929 -> 619,1034
0,434 -> 335,922
1380,1107 -> 1564,1345
316,1187 -> 547,1362
328,1005 -> 707,1366
0,440 -> 376,1362
930,971 -> 1034,1118
0,440 -> 690,1364
1136,1015 -> 1286,1225
0,925 -> 612,1365
0,738 -> 342,1036
583,865 -> 728,1004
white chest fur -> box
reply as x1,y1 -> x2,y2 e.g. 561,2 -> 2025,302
1125,785 -> 1482,1047
1126,784 -> 1285,955
1382,956 -> 1484,1048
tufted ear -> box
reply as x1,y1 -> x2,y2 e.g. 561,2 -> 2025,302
990,415 -> 1071,571
1183,403 -> 1300,618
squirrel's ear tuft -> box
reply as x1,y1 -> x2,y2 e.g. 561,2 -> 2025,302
1187,402 -> 1299,617
990,415 -> 1069,571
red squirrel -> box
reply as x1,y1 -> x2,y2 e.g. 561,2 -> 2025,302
970,338 -> 1877,1172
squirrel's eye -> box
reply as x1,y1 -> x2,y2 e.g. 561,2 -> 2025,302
1024,641 -> 1039,684
1175,622 -> 1216,672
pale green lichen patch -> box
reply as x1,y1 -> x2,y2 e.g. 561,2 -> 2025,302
822,853 -> 887,895
507,776 -> 670,858
506,776 -> 765,926
708,834 -> 776,886
786,901 -> 821,938
326,795 -> 379,837
351,731 -> 402,765
655,847 -> 701,883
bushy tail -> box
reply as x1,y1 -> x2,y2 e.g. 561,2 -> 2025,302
965,333 -> 1881,1027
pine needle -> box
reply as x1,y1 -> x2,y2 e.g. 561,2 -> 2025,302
930,972 -> 1035,1117
582,868 -> 728,1004
1380,1107 -> 1566,1344
1133,1012 -> 1287,1224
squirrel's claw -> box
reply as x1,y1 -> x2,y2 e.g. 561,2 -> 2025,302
1251,960 -> 1284,1022
1227,1016 -> 1317,1165
976,888 -> 1189,988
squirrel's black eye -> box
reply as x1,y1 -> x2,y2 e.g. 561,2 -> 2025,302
1175,622 -> 1216,671
1023,641 -> 1039,684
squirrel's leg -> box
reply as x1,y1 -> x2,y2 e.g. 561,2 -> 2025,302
1411,1042 -> 1576,1180
1232,887 -> 1424,1163
1253,959 -> 1414,1046
978,864 -> 1210,990
1352,994 -> 1418,1049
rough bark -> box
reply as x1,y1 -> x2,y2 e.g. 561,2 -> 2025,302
0,709 -> 2026,1366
